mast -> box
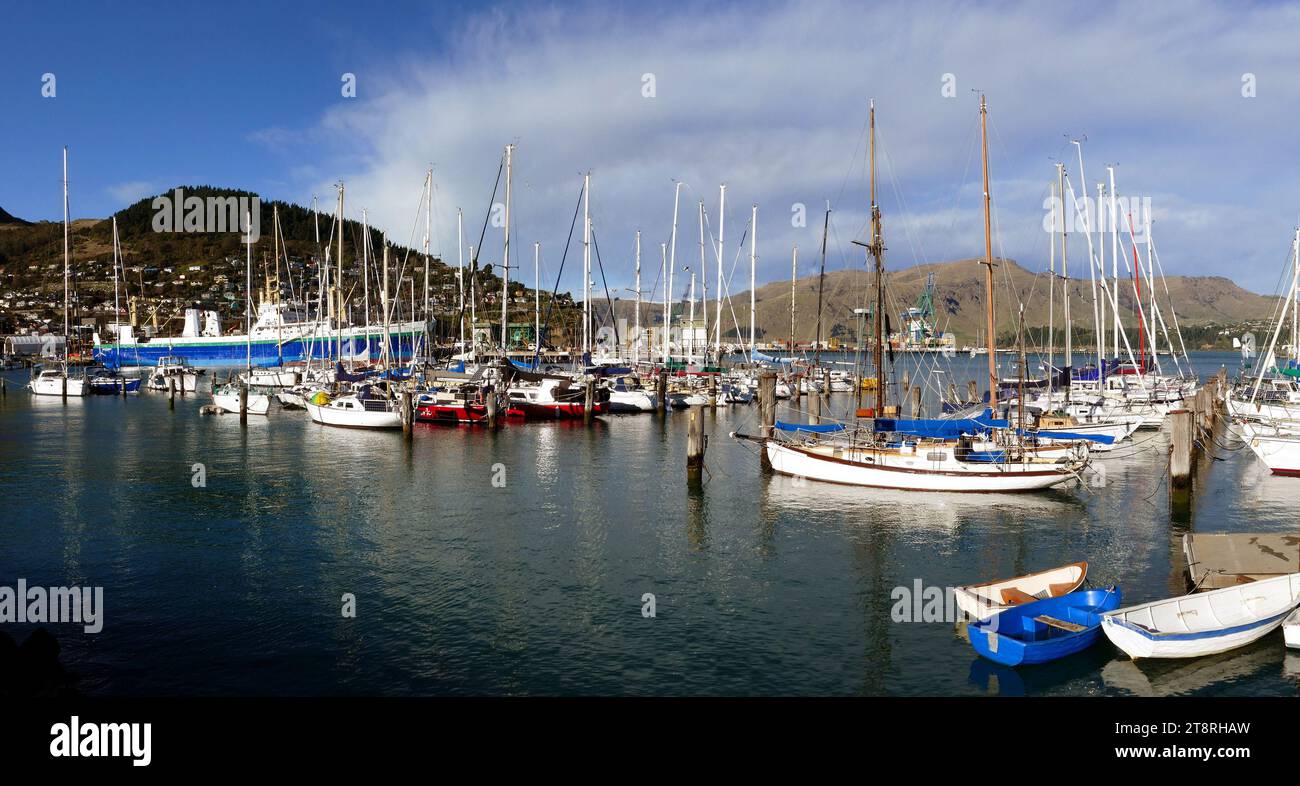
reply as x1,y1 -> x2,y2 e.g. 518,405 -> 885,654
582,173 -> 591,362
112,215 -> 121,347
501,144 -> 513,355
534,241 -> 540,365
979,95 -> 997,401
335,183 -> 345,364
790,245 -> 797,356
1108,166 -> 1119,362
868,100 -> 886,412
424,168 -> 432,360
1096,181 -> 1107,373
698,202 -> 707,356
362,208 -> 371,360
749,204 -> 757,363
62,146 -> 70,360
1058,162 -> 1071,398
1289,227 -> 1300,361
688,270 -> 697,364
660,243 -> 668,361
382,236 -> 391,368
457,208 -> 465,357
1047,179 -> 1056,404
245,209 -> 253,373
634,230 -> 642,365
814,203 -> 829,369
475,241 -> 480,361
715,184 -> 725,355
668,182 -> 682,363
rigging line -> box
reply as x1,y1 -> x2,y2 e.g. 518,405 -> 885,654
589,227 -> 621,347
537,180 -> 585,363
450,156 -> 505,346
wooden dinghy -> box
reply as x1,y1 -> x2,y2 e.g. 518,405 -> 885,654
1102,572 -> 1300,659
969,588 -> 1121,666
954,562 -> 1088,620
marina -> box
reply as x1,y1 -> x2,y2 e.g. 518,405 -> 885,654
3,349 -> 1300,696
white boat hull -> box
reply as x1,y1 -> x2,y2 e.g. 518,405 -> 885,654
954,562 -> 1087,620
1102,573 -> 1300,659
764,441 -> 1081,493
1285,608 -> 1300,649
28,376 -> 86,396
1239,421 -> 1300,475
212,391 -> 271,415
305,400 -> 402,429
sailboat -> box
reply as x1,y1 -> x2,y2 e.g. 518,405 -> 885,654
745,99 -> 1089,493
212,208 -> 271,416
305,188 -> 404,430
28,147 -> 87,397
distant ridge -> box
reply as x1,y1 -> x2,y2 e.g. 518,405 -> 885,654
595,257 -> 1278,349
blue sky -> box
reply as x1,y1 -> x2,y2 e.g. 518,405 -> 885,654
4,0 -> 1300,298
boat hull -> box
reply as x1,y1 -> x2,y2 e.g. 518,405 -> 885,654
765,441 -> 1079,492
94,325 -> 422,369
28,376 -> 87,396
1102,573 -> 1300,659
212,391 -> 270,415
970,588 -> 1121,666
305,401 -> 402,429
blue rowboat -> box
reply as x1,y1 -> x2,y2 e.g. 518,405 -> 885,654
969,587 -> 1121,666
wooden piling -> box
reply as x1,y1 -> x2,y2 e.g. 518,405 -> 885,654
584,378 -> 595,424
758,373 -> 776,470
792,373 -> 801,402
822,368 -> 831,403
968,380 -> 978,404
708,374 -> 717,409
911,386 -> 922,418
809,380 -> 821,425
1170,409 -> 1193,488
687,404 -> 706,484
657,369 -> 668,415
401,390 -> 413,439
168,377 -> 176,410
238,382 -> 248,424
486,385 -> 498,429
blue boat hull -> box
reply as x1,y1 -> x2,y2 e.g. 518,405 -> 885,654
969,588 -> 1121,666
93,332 -> 420,370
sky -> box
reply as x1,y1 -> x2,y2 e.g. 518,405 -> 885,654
4,0 -> 1300,300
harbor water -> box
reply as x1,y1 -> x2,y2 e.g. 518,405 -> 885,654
2,351 -> 1299,696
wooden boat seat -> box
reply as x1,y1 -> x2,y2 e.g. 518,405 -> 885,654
1047,581 -> 1076,597
1000,588 -> 1039,605
1033,615 -> 1086,633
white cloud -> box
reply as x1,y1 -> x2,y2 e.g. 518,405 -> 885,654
105,180 -> 159,206
285,0 -> 1300,297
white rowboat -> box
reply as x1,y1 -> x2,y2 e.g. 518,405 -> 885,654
1101,573 -> 1300,659
954,561 -> 1088,620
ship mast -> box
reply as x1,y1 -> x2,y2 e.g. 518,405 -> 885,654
979,95 -> 997,402
868,100 -> 886,413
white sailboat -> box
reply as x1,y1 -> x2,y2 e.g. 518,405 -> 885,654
747,98 -> 1090,494
212,208 -> 270,415
28,147 -> 86,397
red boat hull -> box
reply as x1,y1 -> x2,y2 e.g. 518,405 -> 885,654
516,401 -> 608,420
415,403 -> 524,425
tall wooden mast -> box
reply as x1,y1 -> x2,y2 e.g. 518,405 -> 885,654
979,95 -> 997,401
868,100 -> 886,413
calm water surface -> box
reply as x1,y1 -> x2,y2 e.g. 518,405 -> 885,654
2,351 -> 1298,696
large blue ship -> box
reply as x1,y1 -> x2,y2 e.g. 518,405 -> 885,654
93,305 -> 427,369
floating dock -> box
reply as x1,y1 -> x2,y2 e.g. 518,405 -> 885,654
1182,533 -> 1300,589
